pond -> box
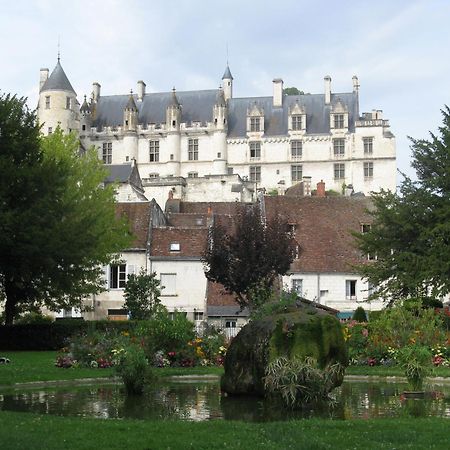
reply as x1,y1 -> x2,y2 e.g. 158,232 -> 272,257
1,379 -> 450,422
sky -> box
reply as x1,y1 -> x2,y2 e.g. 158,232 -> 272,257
1,0 -> 450,180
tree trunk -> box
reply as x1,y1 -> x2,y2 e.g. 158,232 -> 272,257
4,278 -> 18,325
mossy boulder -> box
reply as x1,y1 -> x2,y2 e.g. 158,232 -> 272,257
221,306 -> 348,396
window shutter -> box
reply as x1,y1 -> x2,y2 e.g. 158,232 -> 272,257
346,280 -> 350,298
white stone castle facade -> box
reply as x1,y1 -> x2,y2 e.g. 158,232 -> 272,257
37,59 -> 397,202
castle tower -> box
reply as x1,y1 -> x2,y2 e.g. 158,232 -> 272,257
79,95 -> 92,135
123,91 -> 139,161
212,87 -> 228,175
165,88 -> 181,176
37,58 -> 79,135
222,65 -> 233,101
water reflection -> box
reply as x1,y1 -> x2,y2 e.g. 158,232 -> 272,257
1,380 -> 450,422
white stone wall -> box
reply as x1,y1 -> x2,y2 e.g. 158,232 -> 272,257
149,259 -> 207,318
38,90 -> 79,135
282,272 -> 385,313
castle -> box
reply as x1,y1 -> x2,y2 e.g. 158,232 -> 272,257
37,58 -> 397,204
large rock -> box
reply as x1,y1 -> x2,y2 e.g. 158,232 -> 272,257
221,305 -> 348,396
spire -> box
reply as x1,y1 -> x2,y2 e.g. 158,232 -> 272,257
40,59 -> 76,94
125,90 -> 138,112
215,87 -> 226,107
80,95 -> 91,114
168,87 -> 180,108
222,65 -> 233,80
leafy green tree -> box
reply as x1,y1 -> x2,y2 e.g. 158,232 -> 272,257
0,94 -> 131,324
202,204 -> 295,311
355,107 -> 450,304
283,87 -> 304,95
123,269 -> 162,320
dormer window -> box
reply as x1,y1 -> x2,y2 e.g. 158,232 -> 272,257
330,99 -> 348,131
288,101 -> 306,132
292,115 -> 302,130
250,117 -> 260,132
334,114 -> 344,129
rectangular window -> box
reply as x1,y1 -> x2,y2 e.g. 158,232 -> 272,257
149,140 -> 160,162
361,224 -> 371,234
169,242 -> 180,252
250,117 -> 260,132
334,114 -> 344,129
291,115 -> 302,130
66,97 -> 71,110
188,138 -> 199,160
250,141 -> 261,160
102,142 -> 112,164
48,127 -> 53,135
225,320 -> 237,328
249,165 -> 261,182
333,138 -> 345,157
291,165 -> 303,182
109,264 -> 127,289
334,163 -> 345,179
292,279 -> 303,296
188,172 -> 198,178
148,173 -> 159,179
363,137 -> 373,154
161,273 -> 176,296
227,167 -> 234,175
291,140 -> 302,159
364,162 -> 373,178
194,311 -> 204,321
45,96 -> 50,109
346,280 -> 357,299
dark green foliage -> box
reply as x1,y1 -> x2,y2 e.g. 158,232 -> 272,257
0,320 -> 136,350
221,307 -> 347,396
0,94 -> 132,324
354,107 -> 450,304
202,204 -> 295,311
283,87 -> 304,95
15,312 -> 53,324
352,306 -> 367,322
123,269 -> 162,320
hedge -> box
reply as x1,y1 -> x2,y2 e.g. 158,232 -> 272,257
0,320 -> 138,351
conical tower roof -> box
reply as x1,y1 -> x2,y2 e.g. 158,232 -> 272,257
80,95 -> 91,113
168,88 -> 180,108
125,91 -> 138,111
40,60 -> 76,94
222,65 -> 233,80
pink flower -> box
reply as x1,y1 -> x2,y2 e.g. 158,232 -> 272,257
362,328 -> 368,337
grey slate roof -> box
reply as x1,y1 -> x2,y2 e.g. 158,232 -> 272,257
40,61 -> 76,94
222,65 -> 233,80
104,163 -> 134,184
80,96 -> 91,113
92,90 -> 358,137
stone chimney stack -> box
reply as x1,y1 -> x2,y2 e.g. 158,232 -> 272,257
324,75 -> 331,104
92,82 -> 101,102
137,80 -> 146,101
302,176 -> 312,196
272,78 -> 284,107
39,68 -> 49,92
316,180 -> 326,197
352,75 -> 359,93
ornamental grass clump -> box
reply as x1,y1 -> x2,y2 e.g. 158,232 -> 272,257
115,344 -> 155,395
397,345 -> 433,391
264,356 -> 345,408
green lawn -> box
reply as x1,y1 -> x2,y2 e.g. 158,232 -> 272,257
0,411 -> 448,449
1,351 -> 450,386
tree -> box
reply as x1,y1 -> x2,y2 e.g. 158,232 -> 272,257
283,87 -> 304,95
202,204 -> 295,311
355,107 -> 450,304
123,269 -> 162,320
0,94 -> 131,324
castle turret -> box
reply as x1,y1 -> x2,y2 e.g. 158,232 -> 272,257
37,58 -> 79,135
222,65 -> 233,101
165,88 -> 181,176
212,87 -> 228,175
80,95 -> 92,135
123,91 -> 139,161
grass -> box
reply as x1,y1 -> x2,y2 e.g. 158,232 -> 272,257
0,411 -> 449,449
1,351 -> 449,386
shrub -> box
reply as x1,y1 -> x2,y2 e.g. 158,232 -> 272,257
115,343 -> 155,395
264,356 -> 344,408
397,345 -> 433,391
352,307 -> 367,322
15,312 -> 54,324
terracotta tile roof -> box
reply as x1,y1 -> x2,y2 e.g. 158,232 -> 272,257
166,213 -> 208,228
206,281 -> 241,307
150,228 -> 208,257
115,202 -> 151,249
264,196 -> 372,273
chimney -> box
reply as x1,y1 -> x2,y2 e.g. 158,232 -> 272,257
316,180 -> 326,197
39,68 -> 49,91
324,75 -> 331,104
302,176 -> 312,196
272,78 -> 283,107
92,82 -> 101,102
352,75 -> 359,93
137,80 -> 146,101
